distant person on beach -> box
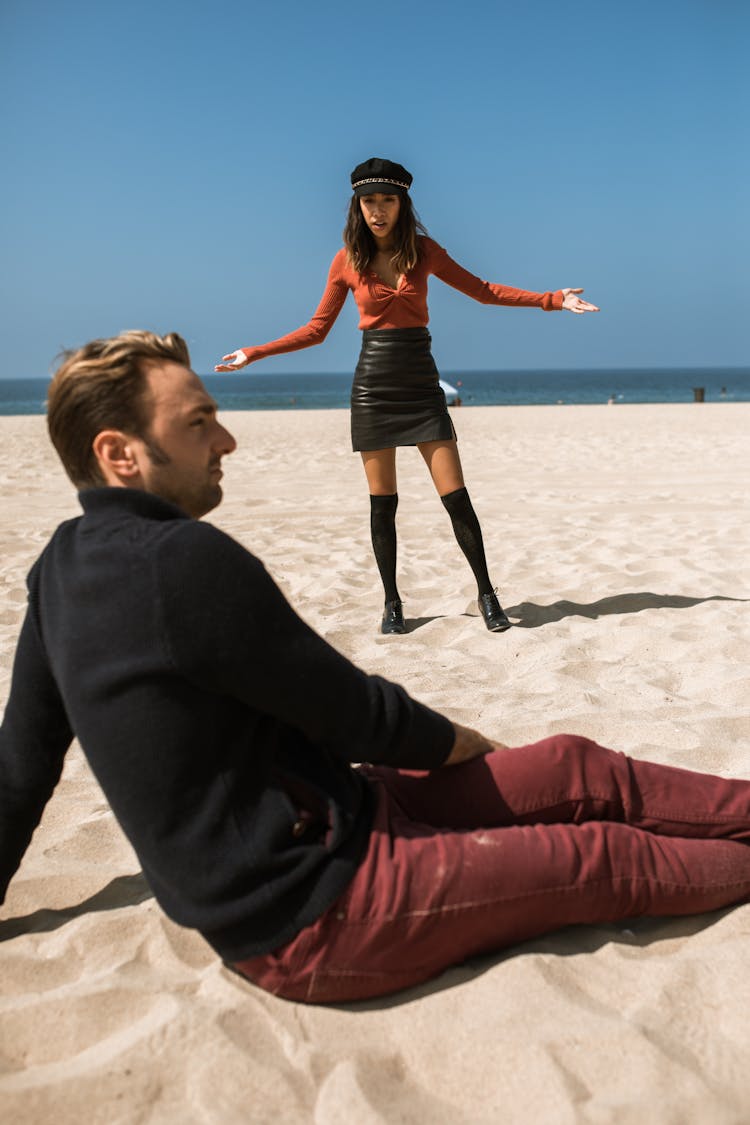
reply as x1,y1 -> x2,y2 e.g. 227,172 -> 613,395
216,157 -> 599,635
2,329 -> 750,1006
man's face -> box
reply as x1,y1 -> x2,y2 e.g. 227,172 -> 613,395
135,362 -> 237,518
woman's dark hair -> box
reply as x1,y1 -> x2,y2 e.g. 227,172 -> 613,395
343,193 -> 427,275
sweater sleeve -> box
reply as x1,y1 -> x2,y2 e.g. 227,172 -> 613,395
0,605 -> 73,903
156,523 -> 455,771
426,238 -> 563,311
241,252 -> 350,363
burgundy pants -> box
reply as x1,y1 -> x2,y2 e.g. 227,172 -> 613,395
233,735 -> 750,1004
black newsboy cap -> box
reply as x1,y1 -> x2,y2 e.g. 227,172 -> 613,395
350,157 -> 413,196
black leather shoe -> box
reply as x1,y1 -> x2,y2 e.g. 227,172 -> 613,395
381,599 -> 406,634
478,591 -> 511,632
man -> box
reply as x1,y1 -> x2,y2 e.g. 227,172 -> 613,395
2,330 -> 749,1005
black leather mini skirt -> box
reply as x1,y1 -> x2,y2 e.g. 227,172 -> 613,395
350,327 -> 456,452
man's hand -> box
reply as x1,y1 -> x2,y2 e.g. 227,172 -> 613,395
444,721 -> 507,766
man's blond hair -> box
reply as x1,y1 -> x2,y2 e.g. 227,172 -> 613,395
47,330 -> 191,488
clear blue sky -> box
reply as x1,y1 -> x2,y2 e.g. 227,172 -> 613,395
1,0 -> 746,378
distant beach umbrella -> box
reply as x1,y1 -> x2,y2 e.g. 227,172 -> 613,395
439,379 -> 459,404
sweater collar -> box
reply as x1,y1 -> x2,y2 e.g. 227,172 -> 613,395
78,487 -> 192,522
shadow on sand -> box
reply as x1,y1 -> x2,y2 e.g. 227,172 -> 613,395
506,592 -> 746,629
404,592 -> 746,633
0,872 -> 152,941
328,908 -> 737,1012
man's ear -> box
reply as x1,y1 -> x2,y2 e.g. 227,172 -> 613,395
92,430 -> 143,486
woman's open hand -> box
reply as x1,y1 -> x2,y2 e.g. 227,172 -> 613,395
561,288 -> 600,314
215,350 -> 251,372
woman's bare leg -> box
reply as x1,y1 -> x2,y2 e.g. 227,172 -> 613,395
361,448 -> 398,496
417,438 -> 465,495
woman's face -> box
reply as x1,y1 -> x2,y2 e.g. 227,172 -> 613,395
359,193 -> 401,244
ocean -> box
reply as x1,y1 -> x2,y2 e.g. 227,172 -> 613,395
1,367 -> 747,415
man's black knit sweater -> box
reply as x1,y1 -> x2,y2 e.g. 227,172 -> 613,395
0,489 -> 454,959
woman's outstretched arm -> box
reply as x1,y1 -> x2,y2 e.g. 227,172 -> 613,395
427,239 -> 599,314
215,253 -> 350,371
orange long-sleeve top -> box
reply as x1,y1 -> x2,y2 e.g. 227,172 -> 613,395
241,236 -> 563,362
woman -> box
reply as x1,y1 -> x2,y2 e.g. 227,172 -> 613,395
216,157 -> 599,634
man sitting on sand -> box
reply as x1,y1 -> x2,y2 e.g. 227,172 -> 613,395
1,330 -> 750,1005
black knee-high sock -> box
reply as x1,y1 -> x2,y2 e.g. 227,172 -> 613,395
370,493 -> 400,602
440,487 -> 493,596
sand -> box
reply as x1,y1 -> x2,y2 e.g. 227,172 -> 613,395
1,403 -> 749,1124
